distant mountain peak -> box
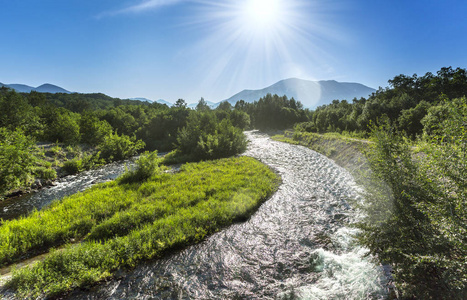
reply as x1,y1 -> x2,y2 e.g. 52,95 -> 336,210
35,83 -> 70,93
0,82 -> 71,94
222,78 -> 375,109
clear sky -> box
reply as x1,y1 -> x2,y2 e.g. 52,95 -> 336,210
1,0 -> 466,103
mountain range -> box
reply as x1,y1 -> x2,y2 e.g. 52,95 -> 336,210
129,98 -> 172,106
0,82 -> 71,94
1,78 -> 375,109
221,78 -> 375,109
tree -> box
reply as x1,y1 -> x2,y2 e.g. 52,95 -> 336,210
398,100 -> 431,137
174,98 -> 187,108
216,101 -> 232,111
196,97 -> 210,111
0,89 -> 41,134
41,107 -> 80,144
79,112 -> 113,146
0,128 -> 38,197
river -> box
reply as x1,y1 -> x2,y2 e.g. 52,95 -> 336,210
1,131 -> 389,299
0,159 -> 135,223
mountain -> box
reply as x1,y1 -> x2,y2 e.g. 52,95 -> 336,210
0,82 -> 71,94
155,99 -> 172,106
221,78 -> 376,109
5,84 -> 36,93
35,84 -> 70,94
129,98 -> 172,106
130,97 -> 154,103
188,100 -> 219,109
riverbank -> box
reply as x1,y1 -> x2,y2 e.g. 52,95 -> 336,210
0,155 -> 280,299
2,137 -> 144,201
270,130 -> 398,298
270,130 -> 371,178
2,143 -> 98,200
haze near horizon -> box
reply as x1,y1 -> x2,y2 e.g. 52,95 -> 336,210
1,0 -> 466,103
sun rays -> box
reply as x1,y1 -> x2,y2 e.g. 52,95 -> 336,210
182,0 -> 340,101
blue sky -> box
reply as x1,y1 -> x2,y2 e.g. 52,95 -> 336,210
1,0 -> 466,103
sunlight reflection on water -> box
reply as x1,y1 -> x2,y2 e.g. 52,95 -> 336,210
2,131 -> 388,299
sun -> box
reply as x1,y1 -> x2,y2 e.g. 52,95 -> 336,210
184,0 -> 336,103
243,0 -> 281,29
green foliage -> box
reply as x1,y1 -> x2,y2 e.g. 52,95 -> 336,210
2,157 -> 280,298
40,107 -> 81,144
195,97 -> 210,111
216,101 -> 232,111
0,128 -> 38,197
421,97 -> 463,136
62,157 -> 84,175
33,166 -> 57,181
79,112 -> 113,146
101,106 -> 140,136
305,67 -> 467,137
175,111 -> 247,161
356,112 -> 467,299
397,100 -> 431,137
174,98 -> 187,108
235,94 -> 308,130
98,132 -> 145,162
118,151 -> 164,184
62,152 -> 106,175
135,106 -> 190,151
0,90 -> 42,135
229,109 -> 251,130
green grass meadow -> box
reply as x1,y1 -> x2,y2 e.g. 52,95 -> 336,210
0,155 -> 280,298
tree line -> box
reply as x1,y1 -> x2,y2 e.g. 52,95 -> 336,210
297,66 -> 467,138
0,87 -> 307,197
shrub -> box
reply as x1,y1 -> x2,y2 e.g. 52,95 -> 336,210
175,112 -> 247,162
41,108 -> 81,144
63,158 -> 83,175
99,132 -> 145,162
118,151 -> 164,184
34,166 -> 57,181
356,113 -> 467,299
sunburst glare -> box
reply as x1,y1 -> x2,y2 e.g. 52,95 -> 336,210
242,0 -> 282,31
185,0 -> 343,103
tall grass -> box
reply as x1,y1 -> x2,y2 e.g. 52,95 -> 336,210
2,156 -> 279,298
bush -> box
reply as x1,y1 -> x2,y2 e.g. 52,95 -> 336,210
175,112 -> 247,162
99,132 -> 145,162
79,113 -> 113,146
62,152 -> 106,175
118,151 -> 164,184
356,113 -> 467,299
34,166 -> 57,181
63,158 -> 83,175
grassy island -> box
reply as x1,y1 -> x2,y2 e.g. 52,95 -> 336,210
1,154 -> 280,298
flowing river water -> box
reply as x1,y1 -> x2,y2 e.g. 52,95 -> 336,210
0,159 -> 135,223
1,131 -> 389,299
